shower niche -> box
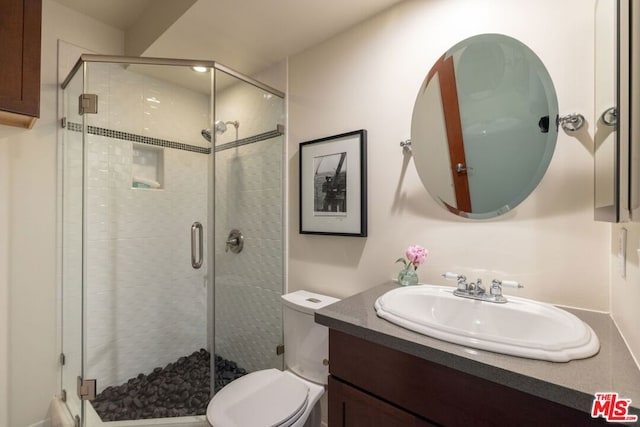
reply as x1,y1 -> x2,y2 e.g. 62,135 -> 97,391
132,145 -> 163,189
60,54 -> 285,425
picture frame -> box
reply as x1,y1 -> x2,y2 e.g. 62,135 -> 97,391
299,129 -> 367,237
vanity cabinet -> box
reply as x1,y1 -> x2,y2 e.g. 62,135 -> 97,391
0,0 -> 42,129
329,377 -> 435,427
327,330 -> 608,427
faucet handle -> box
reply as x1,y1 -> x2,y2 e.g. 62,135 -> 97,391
493,279 -> 523,289
490,279 -> 523,297
442,272 -> 462,281
442,272 -> 468,291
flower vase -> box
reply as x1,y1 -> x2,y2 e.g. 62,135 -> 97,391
398,266 -> 419,286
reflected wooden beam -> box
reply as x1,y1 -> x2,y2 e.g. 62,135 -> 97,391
428,55 -> 471,213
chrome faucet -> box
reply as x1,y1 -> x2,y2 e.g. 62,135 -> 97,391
468,278 -> 485,296
442,272 -> 523,304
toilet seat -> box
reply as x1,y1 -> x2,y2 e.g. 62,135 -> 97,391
207,369 -> 310,427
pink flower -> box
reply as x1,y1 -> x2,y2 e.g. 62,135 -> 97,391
405,245 -> 427,268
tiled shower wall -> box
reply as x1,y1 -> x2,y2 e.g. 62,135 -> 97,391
81,63 -> 210,390
214,77 -> 285,373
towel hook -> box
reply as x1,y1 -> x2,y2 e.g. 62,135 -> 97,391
557,113 -> 585,132
600,107 -> 617,127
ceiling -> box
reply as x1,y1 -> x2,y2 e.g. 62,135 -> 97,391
53,0 -> 405,78
53,0 -> 155,30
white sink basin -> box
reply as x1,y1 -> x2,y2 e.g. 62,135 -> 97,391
374,285 -> 599,362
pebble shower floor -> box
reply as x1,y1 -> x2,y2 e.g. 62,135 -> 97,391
91,349 -> 247,421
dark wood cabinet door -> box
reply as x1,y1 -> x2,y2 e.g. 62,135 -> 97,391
328,330 -> 609,427
0,0 -> 42,127
329,376 -> 436,427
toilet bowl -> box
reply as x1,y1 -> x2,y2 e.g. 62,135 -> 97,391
206,369 -> 324,427
206,290 -> 339,427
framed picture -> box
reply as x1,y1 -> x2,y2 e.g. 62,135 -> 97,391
299,129 -> 367,237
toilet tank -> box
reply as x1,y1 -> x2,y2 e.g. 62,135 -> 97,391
281,290 -> 339,385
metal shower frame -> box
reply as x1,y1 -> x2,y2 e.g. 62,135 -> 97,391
61,54 -> 284,97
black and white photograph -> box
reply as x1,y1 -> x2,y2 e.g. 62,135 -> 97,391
299,130 -> 367,237
313,152 -> 347,216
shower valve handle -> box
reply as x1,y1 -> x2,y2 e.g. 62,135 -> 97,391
225,229 -> 244,254
225,237 -> 238,251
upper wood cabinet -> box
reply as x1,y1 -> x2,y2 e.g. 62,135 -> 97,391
0,0 -> 42,129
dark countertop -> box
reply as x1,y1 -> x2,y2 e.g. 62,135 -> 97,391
315,282 -> 640,419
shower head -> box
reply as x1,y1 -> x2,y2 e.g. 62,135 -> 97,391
201,120 -> 239,143
215,120 -> 227,134
215,120 -> 239,135
201,128 -> 212,143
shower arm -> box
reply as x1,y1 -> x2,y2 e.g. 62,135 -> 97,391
224,121 -> 239,141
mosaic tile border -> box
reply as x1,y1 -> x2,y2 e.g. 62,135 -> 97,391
67,122 -> 83,132
67,123 -> 284,154
67,122 -> 211,154
215,128 -> 284,152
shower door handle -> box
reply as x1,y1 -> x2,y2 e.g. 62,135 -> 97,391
191,222 -> 203,269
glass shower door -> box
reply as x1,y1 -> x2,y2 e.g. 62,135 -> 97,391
79,60 -> 213,424
61,63 -> 85,425
213,69 -> 285,390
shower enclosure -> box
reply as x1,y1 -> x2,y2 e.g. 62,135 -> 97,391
59,55 -> 285,426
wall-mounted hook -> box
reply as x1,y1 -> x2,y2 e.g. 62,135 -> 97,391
400,139 -> 412,152
557,113 -> 586,132
600,107 -> 617,127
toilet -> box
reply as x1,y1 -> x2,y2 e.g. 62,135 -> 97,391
206,290 -> 339,427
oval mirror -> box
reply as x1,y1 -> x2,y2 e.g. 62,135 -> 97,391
411,34 -> 559,219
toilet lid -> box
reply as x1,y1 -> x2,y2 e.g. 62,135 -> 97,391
207,369 -> 310,427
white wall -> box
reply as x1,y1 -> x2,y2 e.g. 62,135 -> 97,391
0,1 -> 124,425
611,223 -> 640,364
288,0 -> 611,311
253,61 -> 287,95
